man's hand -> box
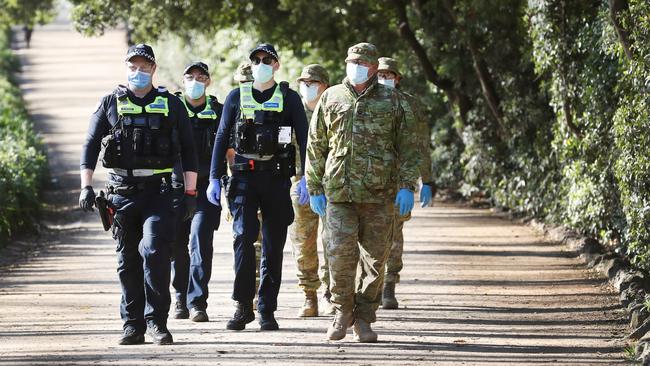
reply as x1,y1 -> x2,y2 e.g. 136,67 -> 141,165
296,176 -> 310,206
395,188 -> 414,216
79,186 -> 96,212
309,194 -> 327,217
206,178 -> 221,207
420,184 -> 433,208
182,193 -> 197,221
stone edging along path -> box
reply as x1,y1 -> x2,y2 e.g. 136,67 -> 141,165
531,219 -> 650,363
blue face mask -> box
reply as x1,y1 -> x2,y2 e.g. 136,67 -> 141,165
127,70 -> 152,90
252,63 -> 274,83
185,80 -> 206,100
346,62 -> 369,85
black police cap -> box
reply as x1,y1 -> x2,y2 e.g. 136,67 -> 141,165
183,61 -> 210,77
125,44 -> 155,63
249,43 -> 279,62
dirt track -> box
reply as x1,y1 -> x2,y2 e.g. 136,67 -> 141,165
0,14 -> 628,366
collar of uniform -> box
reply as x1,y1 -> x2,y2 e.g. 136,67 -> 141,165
251,82 -> 279,103
126,86 -> 159,105
343,74 -> 379,98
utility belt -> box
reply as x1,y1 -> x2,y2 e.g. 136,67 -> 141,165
231,146 -> 296,177
107,176 -> 171,196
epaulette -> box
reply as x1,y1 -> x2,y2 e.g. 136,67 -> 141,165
114,84 -> 128,99
279,81 -> 289,98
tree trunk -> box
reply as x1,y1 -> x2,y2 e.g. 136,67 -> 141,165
390,0 -> 470,125
609,0 -> 634,61
441,0 -> 506,137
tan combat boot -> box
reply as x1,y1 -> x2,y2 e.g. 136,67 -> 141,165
326,311 -> 353,340
353,318 -> 378,343
320,289 -> 336,316
298,290 -> 318,317
382,281 -> 398,309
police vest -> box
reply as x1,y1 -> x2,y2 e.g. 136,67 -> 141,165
99,86 -> 178,177
235,82 -> 286,158
177,93 -> 219,160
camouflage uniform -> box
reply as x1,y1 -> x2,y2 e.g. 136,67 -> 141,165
377,57 -> 434,284
305,44 -> 419,324
290,65 -> 331,295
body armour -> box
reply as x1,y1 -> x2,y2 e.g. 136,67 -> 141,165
99,85 -> 178,176
233,82 -> 295,176
177,93 -> 219,161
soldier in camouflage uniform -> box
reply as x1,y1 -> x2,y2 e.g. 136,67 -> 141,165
305,43 -> 420,343
291,64 -> 334,317
228,62 -> 263,309
377,57 -> 435,310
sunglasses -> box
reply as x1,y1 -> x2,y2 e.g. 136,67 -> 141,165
251,56 -> 275,65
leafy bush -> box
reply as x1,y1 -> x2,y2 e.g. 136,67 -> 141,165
0,29 -> 48,245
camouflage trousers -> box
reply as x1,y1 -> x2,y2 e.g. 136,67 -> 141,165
326,201 -> 395,323
289,178 -> 330,293
385,212 -> 411,283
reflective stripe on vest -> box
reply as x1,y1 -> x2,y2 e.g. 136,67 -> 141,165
109,168 -> 173,177
117,96 -> 169,116
180,95 -> 218,119
239,82 -> 284,119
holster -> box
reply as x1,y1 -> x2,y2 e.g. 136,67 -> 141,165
95,190 -> 115,231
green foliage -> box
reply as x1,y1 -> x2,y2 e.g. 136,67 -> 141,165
0,0 -> 56,28
70,0 -> 650,270
612,0 -> 650,268
0,28 -> 48,245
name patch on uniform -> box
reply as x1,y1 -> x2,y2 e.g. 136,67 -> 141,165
263,102 -> 280,108
278,126 -> 292,144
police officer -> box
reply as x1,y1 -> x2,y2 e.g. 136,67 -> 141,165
79,44 -> 198,345
228,62 -> 263,311
306,43 -> 419,342
207,43 -> 308,331
376,57 -> 434,309
291,64 -> 333,317
171,61 -> 223,322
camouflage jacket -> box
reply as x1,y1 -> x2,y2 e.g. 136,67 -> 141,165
401,90 -> 432,183
305,76 -> 420,203
292,101 -> 313,180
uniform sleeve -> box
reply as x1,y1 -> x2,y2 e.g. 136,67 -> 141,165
210,89 -> 238,179
412,98 -> 433,183
80,95 -> 112,171
395,93 -> 420,191
305,93 -> 329,195
173,97 -> 198,173
287,90 -> 308,175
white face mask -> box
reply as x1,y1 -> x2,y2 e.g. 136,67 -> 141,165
300,82 -> 320,102
346,63 -> 369,85
378,78 -> 396,88
252,63 -> 274,83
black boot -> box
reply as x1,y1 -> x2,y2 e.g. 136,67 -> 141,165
118,326 -> 144,345
226,301 -> 255,330
146,322 -> 173,345
259,311 -> 279,331
174,300 -> 189,319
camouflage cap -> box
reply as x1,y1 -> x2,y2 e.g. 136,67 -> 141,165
345,42 -> 379,64
233,62 -> 253,82
296,64 -> 330,85
377,57 -> 401,77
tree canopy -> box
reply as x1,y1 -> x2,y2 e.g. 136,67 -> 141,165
71,0 -> 650,269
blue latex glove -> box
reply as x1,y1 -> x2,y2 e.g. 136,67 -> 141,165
420,184 -> 433,208
296,176 -> 310,206
206,178 -> 221,207
310,194 -> 327,217
395,188 -> 414,216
